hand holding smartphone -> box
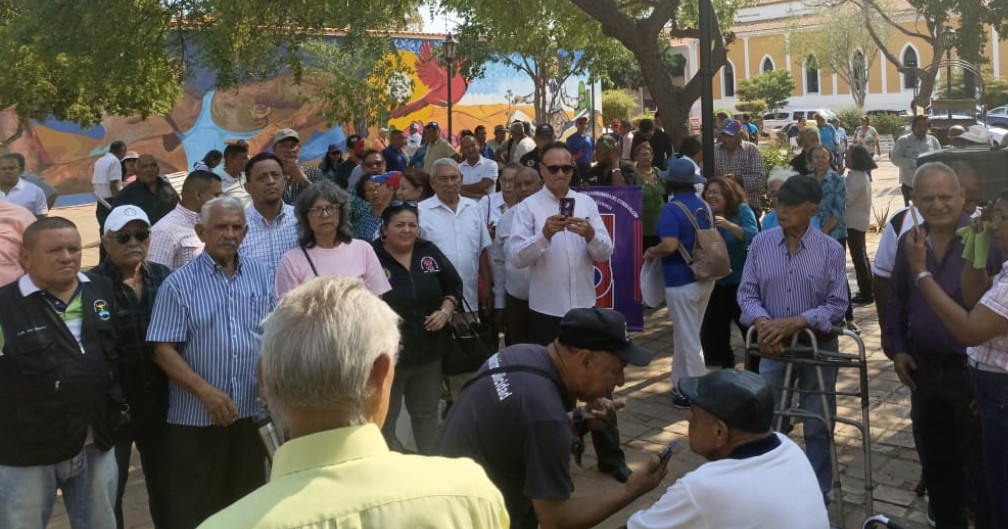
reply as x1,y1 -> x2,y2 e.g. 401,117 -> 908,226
659,440 -> 678,462
559,197 -> 575,217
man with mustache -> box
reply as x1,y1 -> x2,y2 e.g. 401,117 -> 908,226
148,196 -> 277,529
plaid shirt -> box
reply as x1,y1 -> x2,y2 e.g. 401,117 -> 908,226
282,164 -> 325,205
88,260 -> 171,419
969,261 -> 1008,371
713,141 -> 767,211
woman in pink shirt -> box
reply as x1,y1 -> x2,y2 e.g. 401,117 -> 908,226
275,181 -> 391,298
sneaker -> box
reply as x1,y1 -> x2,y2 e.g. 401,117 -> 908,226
851,293 -> 874,305
673,394 -> 691,409
925,500 -> 935,527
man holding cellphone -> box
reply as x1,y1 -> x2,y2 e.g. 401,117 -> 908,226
507,143 -> 631,482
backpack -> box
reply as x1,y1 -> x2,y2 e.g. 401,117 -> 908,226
672,201 -> 732,281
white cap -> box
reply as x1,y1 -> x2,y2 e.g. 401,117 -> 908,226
103,205 -> 151,235
960,124 -> 992,145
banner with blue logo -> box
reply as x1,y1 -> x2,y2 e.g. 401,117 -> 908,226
583,186 -> 644,331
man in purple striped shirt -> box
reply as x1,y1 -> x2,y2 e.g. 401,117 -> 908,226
737,174 -> 848,498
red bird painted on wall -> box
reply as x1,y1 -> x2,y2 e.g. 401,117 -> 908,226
391,40 -> 469,118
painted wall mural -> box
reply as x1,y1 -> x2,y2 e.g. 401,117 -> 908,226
0,35 -> 597,205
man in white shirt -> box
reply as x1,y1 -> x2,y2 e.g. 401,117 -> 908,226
149,171 -> 223,270
2,153 -> 57,209
418,158 -> 492,314
507,142 -> 628,482
625,369 -> 830,529
891,115 -> 941,207
92,140 -> 127,231
501,122 -> 536,165
0,156 -> 47,218
215,143 -> 251,206
405,123 -> 422,158
492,166 -> 540,344
459,135 -> 498,199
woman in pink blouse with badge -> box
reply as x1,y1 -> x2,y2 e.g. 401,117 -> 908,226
275,181 -> 391,298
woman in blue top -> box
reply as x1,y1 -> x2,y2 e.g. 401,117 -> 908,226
810,144 -> 858,331
699,177 -> 758,369
643,158 -> 714,409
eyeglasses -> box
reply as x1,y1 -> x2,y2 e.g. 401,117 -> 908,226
389,200 -> 418,208
365,160 -> 386,168
544,164 -> 575,175
114,230 -> 150,244
308,206 -> 339,217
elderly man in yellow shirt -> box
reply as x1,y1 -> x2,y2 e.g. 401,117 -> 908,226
198,277 -> 509,529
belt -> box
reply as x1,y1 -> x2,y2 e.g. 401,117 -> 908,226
968,358 -> 1008,374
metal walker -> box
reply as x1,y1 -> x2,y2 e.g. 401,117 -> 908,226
745,326 -> 874,527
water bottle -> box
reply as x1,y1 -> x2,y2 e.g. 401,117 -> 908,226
253,410 -> 282,463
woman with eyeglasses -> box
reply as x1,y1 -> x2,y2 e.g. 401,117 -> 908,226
372,200 -> 462,453
274,181 -> 391,298
351,169 -> 399,241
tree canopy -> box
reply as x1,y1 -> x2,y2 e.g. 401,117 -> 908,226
736,70 -> 795,112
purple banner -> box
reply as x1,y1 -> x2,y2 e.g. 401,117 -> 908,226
583,186 -> 644,331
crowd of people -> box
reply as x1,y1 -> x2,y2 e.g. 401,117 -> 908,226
1,109 -> 1007,529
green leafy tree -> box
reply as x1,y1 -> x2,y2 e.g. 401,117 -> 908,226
788,5 -> 886,108
602,89 -> 638,122
941,68 -> 1008,110
439,0 -> 624,124
568,0 -> 750,145
736,70 -> 795,113
833,0 -> 1008,110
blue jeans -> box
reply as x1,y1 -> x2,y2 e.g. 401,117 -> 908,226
0,444 -> 117,529
971,367 -> 1008,529
760,338 -> 839,495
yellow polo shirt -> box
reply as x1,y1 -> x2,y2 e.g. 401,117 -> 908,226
197,423 -> 509,529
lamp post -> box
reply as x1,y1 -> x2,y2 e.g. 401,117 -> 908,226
943,26 -> 954,120
699,0 -> 715,179
443,33 -> 459,143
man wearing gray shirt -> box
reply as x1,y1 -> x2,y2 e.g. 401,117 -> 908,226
891,115 -> 941,207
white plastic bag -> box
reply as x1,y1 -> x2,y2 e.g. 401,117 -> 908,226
640,259 -> 665,308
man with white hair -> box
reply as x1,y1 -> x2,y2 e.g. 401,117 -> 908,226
148,196 -> 276,529
198,277 -> 509,529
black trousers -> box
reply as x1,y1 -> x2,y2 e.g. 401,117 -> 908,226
504,294 -> 530,346
527,309 -> 626,471
911,356 -> 991,529
901,183 -> 913,208
114,420 -> 169,529
700,283 -> 747,369
96,202 -> 111,261
847,228 -> 873,300
164,419 -> 267,529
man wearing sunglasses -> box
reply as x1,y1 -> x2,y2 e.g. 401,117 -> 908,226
91,205 -> 172,528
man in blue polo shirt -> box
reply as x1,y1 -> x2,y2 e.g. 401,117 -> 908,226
566,116 -> 594,179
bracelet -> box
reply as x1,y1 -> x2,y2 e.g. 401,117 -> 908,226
914,271 -> 933,285
437,309 -> 451,319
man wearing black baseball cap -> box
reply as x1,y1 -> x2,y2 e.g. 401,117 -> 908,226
626,370 -> 829,529
519,123 -> 556,169
738,174 -> 849,500
437,307 -> 666,529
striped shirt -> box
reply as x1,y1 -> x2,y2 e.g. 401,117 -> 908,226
712,141 -> 766,211
968,261 -> 1008,371
149,203 -> 204,270
737,226 -> 848,333
282,165 -> 325,205
146,252 -> 276,426
239,203 -> 299,280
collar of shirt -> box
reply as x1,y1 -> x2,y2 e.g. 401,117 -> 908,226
772,223 -> 819,251
464,157 -> 489,168
423,194 -> 475,215
173,203 -> 201,225
219,169 -> 243,187
9,179 -> 26,192
270,423 -> 389,480
533,185 -> 572,204
93,258 -> 153,285
246,203 -> 294,227
727,433 -> 783,460
195,250 -> 245,277
19,272 -> 90,298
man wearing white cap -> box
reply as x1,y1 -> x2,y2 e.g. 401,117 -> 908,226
91,205 -> 172,528
272,128 -> 324,205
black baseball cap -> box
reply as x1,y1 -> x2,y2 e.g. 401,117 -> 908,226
677,369 -> 774,433
535,123 -> 555,138
558,308 -> 653,366
777,175 -> 822,206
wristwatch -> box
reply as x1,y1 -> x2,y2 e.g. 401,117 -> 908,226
437,309 -> 451,319
914,271 -> 933,285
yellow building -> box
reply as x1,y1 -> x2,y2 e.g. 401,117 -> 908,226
670,0 -> 1008,113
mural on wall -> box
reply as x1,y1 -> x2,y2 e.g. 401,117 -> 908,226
0,35 -> 597,202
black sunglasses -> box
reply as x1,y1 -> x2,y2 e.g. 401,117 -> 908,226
544,164 -> 575,175
389,200 -> 418,209
114,230 -> 150,244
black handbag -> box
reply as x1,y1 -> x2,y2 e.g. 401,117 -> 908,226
443,297 -> 499,376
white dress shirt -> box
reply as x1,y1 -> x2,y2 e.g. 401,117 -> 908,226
507,187 -> 614,317
0,179 -> 48,215
418,195 -> 491,310
478,192 -> 510,229
492,207 -> 531,308
215,168 -> 251,206
460,156 -> 498,188
91,152 -> 122,199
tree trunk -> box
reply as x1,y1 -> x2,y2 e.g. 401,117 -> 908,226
0,119 -> 26,152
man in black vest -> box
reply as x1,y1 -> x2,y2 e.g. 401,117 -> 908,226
0,217 -> 122,529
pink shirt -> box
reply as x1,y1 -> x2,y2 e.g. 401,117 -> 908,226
969,260 -> 1008,371
275,240 -> 391,298
0,200 -> 37,286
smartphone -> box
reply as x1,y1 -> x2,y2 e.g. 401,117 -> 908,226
559,197 -> 576,217
659,440 -> 678,462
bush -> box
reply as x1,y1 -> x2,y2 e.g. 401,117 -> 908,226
736,101 -> 768,128
871,113 -> 910,137
834,107 -> 864,133
602,89 -> 637,123
758,144 -> 797,177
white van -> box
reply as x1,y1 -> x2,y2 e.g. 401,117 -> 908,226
762,108 -> 836,135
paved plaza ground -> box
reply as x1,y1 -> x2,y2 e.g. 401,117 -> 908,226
48,159 -> 931,529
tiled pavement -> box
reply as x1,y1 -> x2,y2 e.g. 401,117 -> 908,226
49,160 -> 931,529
